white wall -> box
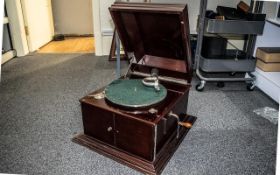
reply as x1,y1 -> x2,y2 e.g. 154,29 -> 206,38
52,0 -> 94,35
252,21 -> 280,103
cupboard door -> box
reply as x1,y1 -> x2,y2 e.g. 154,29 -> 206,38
115,114 -> 155,161
81,104 -> 114,145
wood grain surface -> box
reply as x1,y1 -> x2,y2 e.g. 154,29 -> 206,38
38,37 -> 95,53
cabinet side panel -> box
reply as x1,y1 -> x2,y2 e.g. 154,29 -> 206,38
156,91 -> 189,153
172,91 -> 189,114
156,117 -> 177,153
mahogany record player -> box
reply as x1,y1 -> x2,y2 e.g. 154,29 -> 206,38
73,2 -> 197,175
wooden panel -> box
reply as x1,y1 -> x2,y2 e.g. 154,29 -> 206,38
109,4 -> 191,71
81,103 -> 114,145
73,115 -> 197,175
115,114 -> 155,161
142,55 -> 187,74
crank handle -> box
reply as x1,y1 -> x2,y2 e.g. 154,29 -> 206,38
168,111 -> 193,139
178,122 -> 192,128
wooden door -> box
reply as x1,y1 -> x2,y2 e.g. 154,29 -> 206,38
115,114 -> 155,161
81,104 -> 115,145
21,0 -> 54,52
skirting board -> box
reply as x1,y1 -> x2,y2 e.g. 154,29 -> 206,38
252,68 -> 280,103
1,50 -> 16,64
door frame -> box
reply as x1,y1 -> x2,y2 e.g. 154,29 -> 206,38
92,0 -> 103,56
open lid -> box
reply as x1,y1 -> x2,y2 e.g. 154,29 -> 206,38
109,3 -> 192,74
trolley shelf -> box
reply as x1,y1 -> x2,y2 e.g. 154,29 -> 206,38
200,50 -> 256,72
205,18 -> 265,35
194,0 -> 265,91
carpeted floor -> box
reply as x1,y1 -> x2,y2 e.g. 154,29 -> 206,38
0,53 -> 278,175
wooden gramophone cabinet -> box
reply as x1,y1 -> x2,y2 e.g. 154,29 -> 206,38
73,2 -> 196,175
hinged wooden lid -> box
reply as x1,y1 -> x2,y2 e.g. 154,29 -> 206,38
109,3 -> 192,74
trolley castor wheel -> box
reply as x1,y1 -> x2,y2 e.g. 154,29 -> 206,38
217,82 -> 225,88
196,80 -> 206,91
247,82 -> 255,91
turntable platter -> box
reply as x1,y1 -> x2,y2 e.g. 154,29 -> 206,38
105,79 -> 167,108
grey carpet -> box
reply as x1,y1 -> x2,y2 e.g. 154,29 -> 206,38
0,53 -> 278,175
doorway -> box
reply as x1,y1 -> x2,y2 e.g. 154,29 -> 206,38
21,0 -> 95,54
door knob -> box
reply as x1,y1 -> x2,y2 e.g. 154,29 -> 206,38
107,126 -> 113,132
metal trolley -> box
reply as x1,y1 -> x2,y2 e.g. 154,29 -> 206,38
195,0 -> 265,91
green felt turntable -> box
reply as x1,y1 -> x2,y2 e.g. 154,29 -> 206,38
105,79 -> 167,108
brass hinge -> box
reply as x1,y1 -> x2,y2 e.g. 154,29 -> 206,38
25,26 -> 29,36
